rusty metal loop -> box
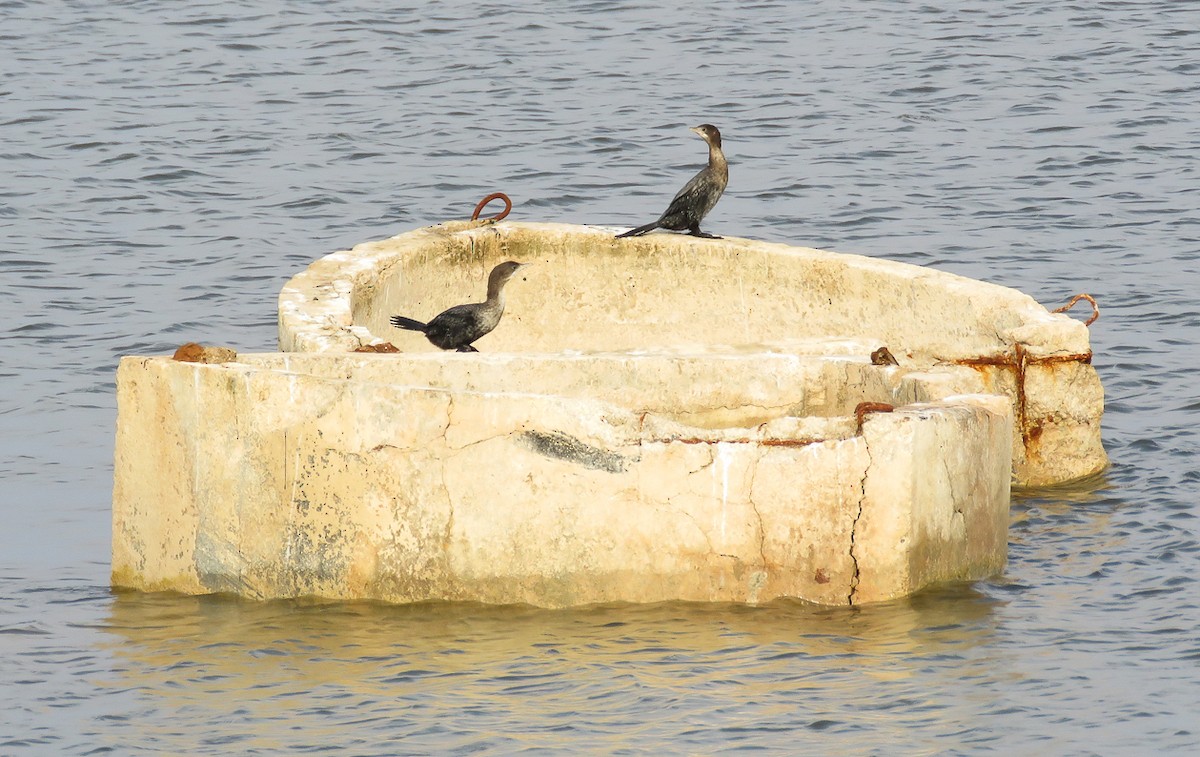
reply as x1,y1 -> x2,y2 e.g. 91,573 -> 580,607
1052,293 -> 1099,327
471,192 -> 512,221
855,401 -> 894,434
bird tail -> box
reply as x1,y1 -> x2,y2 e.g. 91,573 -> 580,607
389,315 -> 427,332
615,221 -> 660,239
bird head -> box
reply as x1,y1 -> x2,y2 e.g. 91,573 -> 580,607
489,260 -> 530,288
690,124 -> 722,149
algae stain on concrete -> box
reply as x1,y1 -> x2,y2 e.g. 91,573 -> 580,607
518,430 -> 629,473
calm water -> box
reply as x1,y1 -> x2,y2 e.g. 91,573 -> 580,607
2,0 -> 1198,753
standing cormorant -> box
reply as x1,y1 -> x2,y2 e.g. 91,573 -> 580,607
389,261 -> 529,352
616,124 -> 728,239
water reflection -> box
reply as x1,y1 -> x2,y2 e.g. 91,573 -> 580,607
97,587 -> 1003,750
1012,469 -> 1115,506
1011,470 -> 1120,539
105,584 -> 1002,671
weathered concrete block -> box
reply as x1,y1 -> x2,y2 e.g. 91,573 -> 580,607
113,353 -> 1011,607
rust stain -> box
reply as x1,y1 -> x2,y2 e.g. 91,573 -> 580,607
949,346 -> 1093,446
760,438 -> 824,448
172,342 -> 237,364
1039,352 -> 1093,365
956,351 -> 1092,368
172,342 -> 203,362
353,342 -> 400,353
648,437 -> 828,447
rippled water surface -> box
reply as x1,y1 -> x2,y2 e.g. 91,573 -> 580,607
3,1 -> 1199,753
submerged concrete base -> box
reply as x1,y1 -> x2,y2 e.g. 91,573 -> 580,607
112,352 -> 1011,607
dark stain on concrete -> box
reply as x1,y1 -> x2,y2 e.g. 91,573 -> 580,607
519,430 -> 628,473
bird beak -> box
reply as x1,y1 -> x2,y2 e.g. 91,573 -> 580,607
689,126 -> 703,136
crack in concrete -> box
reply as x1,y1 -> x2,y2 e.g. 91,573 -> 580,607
848,435 -> 871,606
439,461 -> 455,560
942,446 -> 965,520
443,395 -> 455,442
746,453 -> 768,572
444,429 -> 518,454
688,446 -> 717,476
672,498 -> 717,555
677,401 -> 799,416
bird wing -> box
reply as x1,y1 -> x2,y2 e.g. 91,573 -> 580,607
658,167 -> 722,227
424,304 -> 488,350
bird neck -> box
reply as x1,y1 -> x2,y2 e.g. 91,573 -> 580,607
707,142 -> 728,177
485,280 -> 507,308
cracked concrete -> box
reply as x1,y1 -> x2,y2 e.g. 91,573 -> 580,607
848,433 -> 871,606
745,453 -> 769,577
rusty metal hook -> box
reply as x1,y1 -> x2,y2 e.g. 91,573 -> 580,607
1053,293 -> 1099,327
855,401 -> 894,434
471,192 -> 512,221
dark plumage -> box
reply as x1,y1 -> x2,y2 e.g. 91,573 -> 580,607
616,124 -> 728,240
389,261 -> 529,352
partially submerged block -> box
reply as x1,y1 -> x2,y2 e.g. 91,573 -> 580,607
112,221 -> 1106,607
113,352 -> 1011,607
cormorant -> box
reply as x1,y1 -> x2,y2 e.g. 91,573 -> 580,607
389,261 -> 529,352
616,124 -> 728,239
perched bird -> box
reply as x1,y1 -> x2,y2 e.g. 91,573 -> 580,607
389,261 -> 529,352
616,124 -> 728,239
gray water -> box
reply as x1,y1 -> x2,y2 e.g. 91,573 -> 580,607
2,0 -> 1198,753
